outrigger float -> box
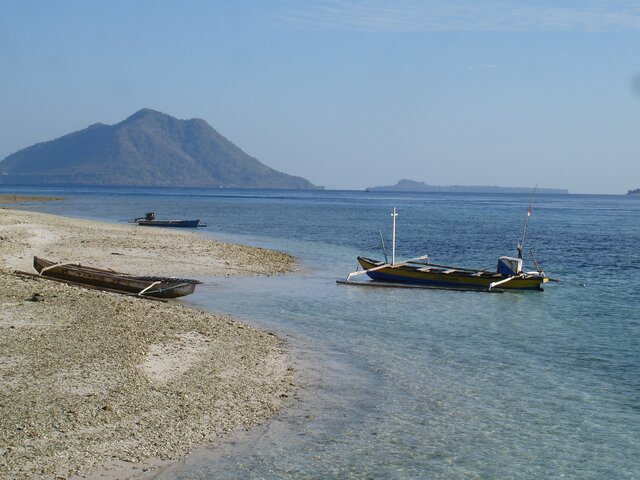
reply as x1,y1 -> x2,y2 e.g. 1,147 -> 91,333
340,206 -> 557,292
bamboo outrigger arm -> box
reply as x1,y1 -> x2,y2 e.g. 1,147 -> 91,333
489,275 -> 518,290
38,261 -> 81,275
137,280 -> 162,296
345,255 -> 430,283
345,263 -> 390,282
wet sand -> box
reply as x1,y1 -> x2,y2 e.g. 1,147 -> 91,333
0,205 -> 297,479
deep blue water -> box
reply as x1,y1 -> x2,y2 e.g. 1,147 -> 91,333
3,186 -> 639,479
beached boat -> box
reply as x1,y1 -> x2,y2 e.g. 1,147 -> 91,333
343,207 -> 556,292
133,212 -> 200,228
33,256 -> 202,298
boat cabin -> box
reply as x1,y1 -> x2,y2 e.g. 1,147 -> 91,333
497,256 -> 522,275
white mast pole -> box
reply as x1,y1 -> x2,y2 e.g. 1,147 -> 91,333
518,186 -> 537,260
391,208 -> 398,265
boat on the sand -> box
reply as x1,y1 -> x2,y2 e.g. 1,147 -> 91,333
33,256 -> 202,298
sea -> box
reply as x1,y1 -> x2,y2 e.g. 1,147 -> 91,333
2,186 -> 639,479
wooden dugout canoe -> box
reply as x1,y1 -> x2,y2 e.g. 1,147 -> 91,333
33,256 -> 202,298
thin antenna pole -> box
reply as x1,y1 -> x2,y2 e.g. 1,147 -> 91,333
379,230 -> 388,264
391,208 -> 398,265
518,186 -> 537,259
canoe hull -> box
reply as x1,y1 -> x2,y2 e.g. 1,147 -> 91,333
33,257 -> 201,298
357,257 -> 548,291
136,219 -> 200,228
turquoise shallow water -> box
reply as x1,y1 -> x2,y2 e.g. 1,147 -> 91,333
3,187 -> 639,478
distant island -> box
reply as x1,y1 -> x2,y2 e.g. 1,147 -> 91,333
0,109 -> 320,189
367,179 -> 569,194
628,188 -> 640,195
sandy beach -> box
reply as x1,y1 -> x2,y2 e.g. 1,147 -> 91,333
0,201 -> 297,479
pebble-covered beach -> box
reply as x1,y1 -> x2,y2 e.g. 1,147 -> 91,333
0,201 -> 297,479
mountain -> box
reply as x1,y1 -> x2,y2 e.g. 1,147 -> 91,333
0,109 -> 319,189
628,188 -> 640,195
367,179 -> 569,194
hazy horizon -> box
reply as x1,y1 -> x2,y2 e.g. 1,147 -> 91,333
2,1 -> 639,194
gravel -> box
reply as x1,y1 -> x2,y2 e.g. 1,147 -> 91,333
0,206 -> 297,479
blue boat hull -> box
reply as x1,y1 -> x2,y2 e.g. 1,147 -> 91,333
136,219 -> 200,228
358,257 -> 548,291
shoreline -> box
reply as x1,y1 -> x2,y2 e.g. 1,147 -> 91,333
0,205 -> 298,479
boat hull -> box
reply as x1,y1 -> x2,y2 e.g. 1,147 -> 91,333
136,220 -> 200,228
136,219 -> 200,228
33,257 -> 201,298
357,257 -> 548,291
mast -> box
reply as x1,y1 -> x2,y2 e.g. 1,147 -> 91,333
518,186 -> 537,260
391,208 -> 398,265
517,207 -> 530,259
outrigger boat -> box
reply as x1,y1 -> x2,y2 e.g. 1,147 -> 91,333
133,212 -> 201,228
342,206 -> 556,292
33,256 -> 202,298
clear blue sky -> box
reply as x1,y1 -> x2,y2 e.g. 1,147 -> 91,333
1,0 -> 639,193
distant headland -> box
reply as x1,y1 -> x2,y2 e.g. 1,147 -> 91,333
367,179 -> 569,194
627,188 -> 640,195
0,109 -> 320,189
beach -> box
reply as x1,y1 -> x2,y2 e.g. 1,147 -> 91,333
0,203 -> 297,479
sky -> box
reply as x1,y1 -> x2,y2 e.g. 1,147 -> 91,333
1,0 -> 639,194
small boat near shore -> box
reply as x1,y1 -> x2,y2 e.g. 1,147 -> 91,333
351,255 -> 552,291
133,212 -> 201,228
33,256 -> 202,298
342,206 -> 557,292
